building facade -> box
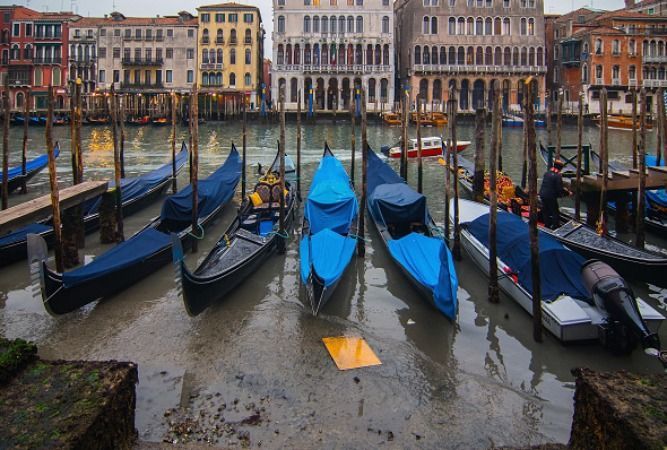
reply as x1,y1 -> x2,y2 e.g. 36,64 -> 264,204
271,0 -> 395,112
396,0 -> 548,112
68,17 -> 99,105
196,3 -> 264,109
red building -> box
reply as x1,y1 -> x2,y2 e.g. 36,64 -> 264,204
1,6 -> 39,111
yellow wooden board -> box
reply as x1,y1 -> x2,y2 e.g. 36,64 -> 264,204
322,336 -> 382,371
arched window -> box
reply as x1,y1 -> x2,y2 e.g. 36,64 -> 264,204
503,18 -> 510,35
230,72 -> 236,86
467,17 -> 474,35
290,78 -> 298,102
521,47 -> 527,65
230,48 -> 236,64
202,72 -> 209,86
529,47 -> 535,65
339,16 -> 346,34
423,16 -> 429,34
513,47 -> 519,65
375,44 -> 381,65
504,47 -> 511,65
366,44 -> 372,65
70,44 -> 76,59
431,46 -> 438,65
485,17 -> 492,35
245,48 -> 251,64
10,44 -> 19,60
520,18 -> 527,35
304,16 -> 311,33
217,29 -> 223,43
485,46 -> 492,65
440,46 -> 446,64
415,45 -> 421,64
457,46 -> 465,65
368,78 -> 376,101
313,16 -> 320,33
423,45 -> 430,64
476,46 -> 483,64
24,44 -> 32,60
537,47 -> 543,65
457,17 -> 465,34
322,16 -> 328,33
331,16 -> 337,33
383,44 -> 389,65
582,64 -> 588,83
449,17 -> 456,35
476,17 -> 483,35
595,38 -> 603,54
202,49 -> 209,63
449,46 -> 456,65
380,78 -> 388,101
202,28 -> 209,43
277,45 -> 284,65
494,17 -> 501,35
294,44 -> 301,64
52,67 -> 61,86
419,78 -> 428,100
467,46 -> 474,64
217,49 -> 223,64
431,17 -> 438,34
34,67 -> 43,85
304,44 -> 311,64
230,29 -> 237,43
323,44 -> 329,65
16,92 -> 24,108
528,18 -> 534,36
347,16 -> 354,33
355,44 -> 362,64
433,79 -> 442,101
245,72 -> 251,85
382,16 -> 389,34
356,16 -> 363,33
494,47 -> 502,65
277,15 -> 285,33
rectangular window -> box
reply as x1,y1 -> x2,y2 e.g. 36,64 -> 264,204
187,29 -> 194,38
145,48 -> 152,61
167,29 -> 174,37
124,70 -> 130,83
134,69 -> 140,83
99,69 -> 105,82
12,23 -> 19,36
134,48 -> 141,60
113,47 -> 120,58
383,0 -> 389,4
201,13 -> 210,22
229,14 -> 238,22
75,29 -> 81,38
187,70 -> 193,83
244,13 -> 253,23
25,24 -> 32,36
166,48 -> 173,59
216,13 -> 225,23
113,69 -> 120,82
146,29 -> 152,39
186,48 -> 194,59
503,0 -> 509,6
145,70 -> 151,85
135,28 -> 141,39
99,47 -> 106,58
156,29 -> 163,39
356,0 -> 363,4
100,28 -> 106,36
166,70 -> 173,83
125,28 -> 131,38
114,29 -> 120,36
156,48 -> 162,60
124,48 -> 130,60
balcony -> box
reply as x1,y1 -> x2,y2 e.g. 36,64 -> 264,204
230,38 -> 237,44
156,35 -> 164,41
612,79 -> 621,86
274,64 -> 391,74
201,37 -> 210,44
216,38 -> 224,44
643,79 -> 667,88
68,56 -> 97,64
244,38 -> 252,44
121,57 -> 164,67
120,82 -> 164,89
144,35 -> 154,41
629,78 -> 638,87
7,78 -> 30,87
33,57 -> 62,64
71,34 -> 95,41
411,64 -> 547,75
200,62 -> 224,70
644,54 -> 667,63
34,33 -> 62,41
594,77 -> 603,85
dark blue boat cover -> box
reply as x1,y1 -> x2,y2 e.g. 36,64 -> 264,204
304,153 -> 358,234
645,155 -> 667,209
0,223 -> 51,246
367,148 -> 427,227
387,233 -> 458,319
62,228 -> 171,287
83,144 -> 189,216
161,146 -> 241,223
366,148 -> 457,319
466,211 -> 589,301
0,145 -> 59,182
300,229 -> 356,287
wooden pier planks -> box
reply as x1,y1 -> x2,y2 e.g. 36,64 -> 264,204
0,180 -> 108,234
577,167 -> 667,192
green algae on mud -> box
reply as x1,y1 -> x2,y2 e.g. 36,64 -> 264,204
0,337 -> 37,384
0,338 -> 138,450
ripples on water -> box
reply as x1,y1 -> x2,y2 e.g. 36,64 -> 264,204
0,119 -> 665,447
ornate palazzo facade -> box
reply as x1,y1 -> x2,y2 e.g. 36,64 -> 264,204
271,0 -> 395,112
396,0 -> 547,112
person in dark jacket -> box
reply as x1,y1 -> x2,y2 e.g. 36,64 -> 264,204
539,159 -> 570,229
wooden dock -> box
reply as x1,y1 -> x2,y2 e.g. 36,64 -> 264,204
0,181 -> 108,234
568,166 -> 667,192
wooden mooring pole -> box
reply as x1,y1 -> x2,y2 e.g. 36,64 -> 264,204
657,87 -> 665,166
597,88 -> 609,236
351,91 -> 356,185
473,108 -> 485,203
488,81 -> 501,304
521,100 -> 528,189
2,77 -> 9,210
546,93 -> 553,147
75,82 -> 83,184
171,92 -> 178,194
358,88 -> 367,258
242,96 -> 247,201
526,80 -> 542,343
632,89 -> 638,169
444,96 -> 452,242
417,97 -> 423,194
119,94 -> 126,179
46,86 -> 64,272
575,92 -> 584,222
110,86 -> 124,242
21,90 -> 29,193
278,91 -> 286,254
636,88 -> 647,249
188,93 -> 194,183
297,90 -> 302,201
401,91 -> 409,181
556,89 -> 563,160
451,91 -> 461,261
191,84 -> 199,253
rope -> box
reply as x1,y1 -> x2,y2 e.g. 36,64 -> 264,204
348,233 -> 368,242
188,223 -> 205,240
267,230 -> 289,240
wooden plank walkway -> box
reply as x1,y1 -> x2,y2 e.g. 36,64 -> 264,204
574,166 -> 667,192
0,181 -> 108,234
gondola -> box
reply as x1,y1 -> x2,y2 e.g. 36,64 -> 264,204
456,198 -> 664,353
502,112 -> 545,128
366,146 -> 458,319
0,143 -> 60,194
151,117 -> 169,126
28,145 -> 240,315
176,147 -> 297,316
454,154 -> 667,286
86,116 -> 110,125
1,144 -> 188,267
300,144 -> 358,315
127,115 -> 150,126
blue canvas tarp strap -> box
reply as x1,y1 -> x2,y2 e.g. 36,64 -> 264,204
0,223 -> 51,246
388,233 -> 458,319
160,146 -> 241,223
300,229 -> 356,287
466,211 -> 589,301
62,227 -> 171,287
0,145 -> 59,182
84,144 -> 189,216
304,153 -> 358,235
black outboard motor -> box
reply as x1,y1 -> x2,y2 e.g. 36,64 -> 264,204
581,260 -> 661,355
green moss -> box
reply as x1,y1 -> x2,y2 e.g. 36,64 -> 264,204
0,338 -> 38,384
645,405 -> 667,422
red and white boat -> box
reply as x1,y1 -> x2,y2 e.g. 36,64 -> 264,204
383,137 -> 471,159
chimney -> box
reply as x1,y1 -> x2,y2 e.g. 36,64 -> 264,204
625,0 -> 635,9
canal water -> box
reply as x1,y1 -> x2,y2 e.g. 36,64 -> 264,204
1,119 -> 665,448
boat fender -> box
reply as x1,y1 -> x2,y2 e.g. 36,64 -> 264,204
581,260 -> 661,355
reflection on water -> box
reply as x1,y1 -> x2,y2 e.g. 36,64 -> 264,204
0,119 -> 665,447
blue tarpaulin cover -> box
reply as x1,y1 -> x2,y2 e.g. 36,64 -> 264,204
0,145 -> 59,182
161,146 -> 241,223
62,228 -> 171,287
300,229 -> 356,287
0,223 -> 51,246
466,211 -> 589,301
388,233 -> 458,319
84,144 -> 189,215
366,148 -> 458,319
304,153 -> 358,234
645,155 -> 667,209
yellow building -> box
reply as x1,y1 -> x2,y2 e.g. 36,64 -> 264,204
196,2 -> 264,111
